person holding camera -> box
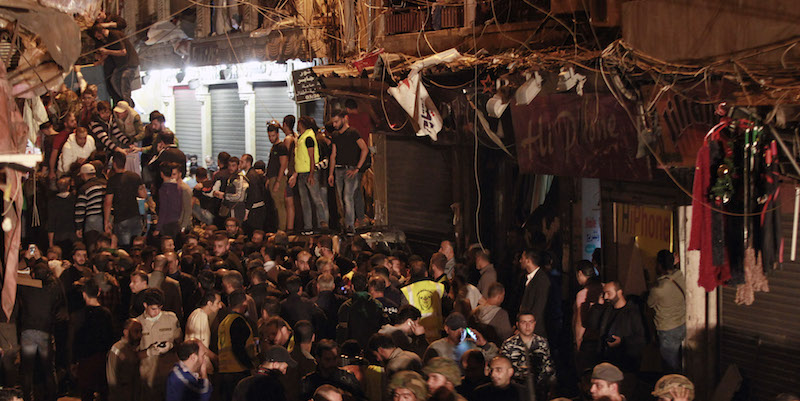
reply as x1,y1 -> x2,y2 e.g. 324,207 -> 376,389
586,281 -> 646,397
136,288 -> 182,401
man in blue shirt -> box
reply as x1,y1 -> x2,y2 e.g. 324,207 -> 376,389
166,340 -> 212,401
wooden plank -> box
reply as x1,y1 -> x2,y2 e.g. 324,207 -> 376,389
622,0 -> 800,65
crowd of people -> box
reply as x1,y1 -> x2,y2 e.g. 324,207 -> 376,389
3,47 -> 762,401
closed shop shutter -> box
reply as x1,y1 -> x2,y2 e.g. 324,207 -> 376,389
719,184 -> 800,400
385,135 -> 453,236
210,84 -> 246,157
300,99 -> 326,130
254,82 -> 297,163
173,86 -> 203,159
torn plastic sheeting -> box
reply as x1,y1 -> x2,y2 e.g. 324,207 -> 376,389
387,72 -> 444,141
145,21 -> 190,46
408,48 -> 461,74
36,0 -> 101,17
0,1 -> 82,70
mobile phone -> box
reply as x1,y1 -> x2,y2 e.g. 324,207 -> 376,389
464,327 -> 477,341
28,245 -> 36,255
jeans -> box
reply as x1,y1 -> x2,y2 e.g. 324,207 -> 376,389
114,216 -> 143,247
297,172 -> 328,230
84,214 -> 103,234
354,181 -> 365,221
111,66 -> 137,107
657,324 -> 685,373
20,329 -> 56,401
268,176 -> 287,230
334,167 -> 361,229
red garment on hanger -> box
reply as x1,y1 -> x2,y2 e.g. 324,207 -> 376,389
689,141 -> 732,291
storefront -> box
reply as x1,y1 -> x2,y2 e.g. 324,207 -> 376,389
133,60 -> 319,167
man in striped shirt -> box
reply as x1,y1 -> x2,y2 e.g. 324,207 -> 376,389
75,163 -> 107,238
90,101 -> 131,156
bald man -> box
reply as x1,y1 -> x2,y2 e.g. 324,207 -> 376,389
472,356 -> 526,400
149,254 -> 184,321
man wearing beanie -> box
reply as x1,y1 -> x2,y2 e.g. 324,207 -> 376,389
423,357 -> 465,401
590,362 -> 625,401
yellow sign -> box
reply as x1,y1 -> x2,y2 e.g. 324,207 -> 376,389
616,203 -> 673,283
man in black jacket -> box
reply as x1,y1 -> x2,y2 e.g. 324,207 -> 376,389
279,276 -> 326,329
148,131 -> 186,198
518,249 -> 550,337
586,281 -> 646,375
18,263 -> 66,401
336,272 -> 386,348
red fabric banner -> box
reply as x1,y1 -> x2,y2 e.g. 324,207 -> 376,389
511,94 -> 652,181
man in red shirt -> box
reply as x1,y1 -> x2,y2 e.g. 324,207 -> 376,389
50,112 -> 78,179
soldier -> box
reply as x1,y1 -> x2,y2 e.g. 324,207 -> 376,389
136,289 -> 182,401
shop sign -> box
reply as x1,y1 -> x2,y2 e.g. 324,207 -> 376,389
292,68 -> 324,103
511,94 -> 651,181
615,202 -> 673,280
653,91 -> 717,167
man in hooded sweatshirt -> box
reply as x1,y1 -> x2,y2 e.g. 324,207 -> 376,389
471,283 -> 513,343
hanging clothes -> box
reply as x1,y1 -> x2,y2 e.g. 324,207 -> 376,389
22,97 -> 48,144
689,138 -> 732,292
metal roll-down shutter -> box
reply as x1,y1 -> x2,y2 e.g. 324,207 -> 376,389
210,84 -> 246,157
254,82 -> 297,163
173,86 -> 203,159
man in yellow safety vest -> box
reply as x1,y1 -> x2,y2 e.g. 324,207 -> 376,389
400,260 -> 445,342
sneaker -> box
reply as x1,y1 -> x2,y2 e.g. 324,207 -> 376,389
300,230 -> 314,236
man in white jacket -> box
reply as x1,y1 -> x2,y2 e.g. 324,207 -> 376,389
59,127 -> 96,176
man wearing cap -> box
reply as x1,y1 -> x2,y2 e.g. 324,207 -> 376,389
652,374 -> 694,401
389,371 -> 428,401
590,363 -> 625,401
472,356 -> 526,401
424,357 -> 466,401
75,163 -> 107,238
423,312 -> 498,365
113,101 -> 144,175
231,346 -> 295,401
165,340 -> 211,401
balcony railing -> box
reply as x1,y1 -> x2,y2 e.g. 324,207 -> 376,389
385,5 -> 465,35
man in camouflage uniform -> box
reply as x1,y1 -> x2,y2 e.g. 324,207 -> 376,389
136,288 -> 182,401
500,311 -> 555,400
